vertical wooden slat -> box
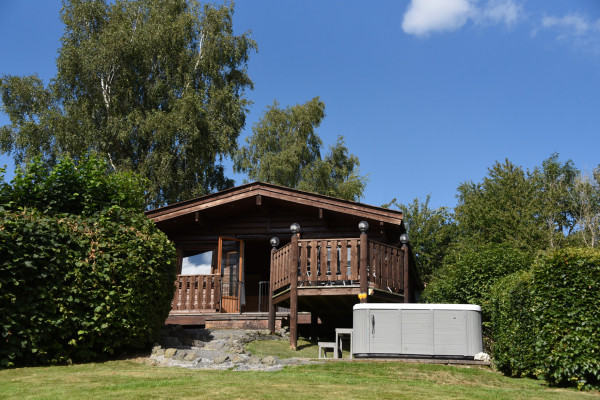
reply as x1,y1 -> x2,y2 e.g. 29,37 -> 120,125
310,240 -> 318,284
321,240 -> 329,282
350,240 -> 359,281
340,240 -> 348,281
332,240 -> 340,281
300,242 -> 308,282
201,275 -> 209,309
214,275 -> 221,310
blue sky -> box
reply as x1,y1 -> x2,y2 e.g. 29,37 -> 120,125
1,0 -> 599,210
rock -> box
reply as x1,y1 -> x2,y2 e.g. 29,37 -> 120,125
248,356 -> 262,364
213,354 -> 229,364
183,351 -> 199,361
151,346 -> 165,356
172,350 -> 187,361
164,348 -> 177,358
230,354 -> 249,364
280,357 -> 299,365
261,355 -> 279,366
474,352 -> 490,362
191,340 -> 205,348
205,341 -> 225,351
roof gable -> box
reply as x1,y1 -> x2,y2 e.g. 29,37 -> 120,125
146,182 -> 403,225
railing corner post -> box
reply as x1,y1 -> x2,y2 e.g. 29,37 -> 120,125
268,237 -> 279,334
359,221 -> 369,303
289,224 -> 300,350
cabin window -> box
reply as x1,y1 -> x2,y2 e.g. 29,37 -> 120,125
181,250 -> 215,275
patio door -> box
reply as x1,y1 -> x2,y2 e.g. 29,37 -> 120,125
218,237 -> 244,313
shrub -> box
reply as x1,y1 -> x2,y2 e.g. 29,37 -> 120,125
422,243 -> 533,312
0,157 -> 175,367
489,270 -> 536,377
532,248 -> 600,390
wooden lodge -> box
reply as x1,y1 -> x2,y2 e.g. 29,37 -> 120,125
146,182 -> 421,348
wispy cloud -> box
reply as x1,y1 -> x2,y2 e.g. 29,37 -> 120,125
537,13 -> 600,53
401,0 -> 523,37
479,0 -> 522,27
542,14 -> 592,36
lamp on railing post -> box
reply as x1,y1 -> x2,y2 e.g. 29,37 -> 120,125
268,236 -> 280,334
358,221 -> 369,304
400,233 -> 410,303
289,223 -> 300,350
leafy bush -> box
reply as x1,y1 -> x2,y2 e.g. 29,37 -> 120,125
489,270 -> 536,377
422,243 -> 533,311
489,248 -> 600,390
532,248 -> 600,390
0,157 -> 175,367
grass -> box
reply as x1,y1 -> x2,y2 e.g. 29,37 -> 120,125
1,339 -> 598,400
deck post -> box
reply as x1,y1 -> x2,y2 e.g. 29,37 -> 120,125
268,237 -> 280,334
400,233 -> 410,303
359,221 -> 369,303
289,223 -> 300,350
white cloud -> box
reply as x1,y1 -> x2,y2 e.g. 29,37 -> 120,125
537,13 -> 600,53
401,0 -> 523,37
480,0 -> 522,26
542,14 -> 591,36
402,0 -> 475,37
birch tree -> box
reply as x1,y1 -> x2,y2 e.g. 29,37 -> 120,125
0,0 -> 256,207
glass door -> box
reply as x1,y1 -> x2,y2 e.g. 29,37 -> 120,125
218,237 -> 244,313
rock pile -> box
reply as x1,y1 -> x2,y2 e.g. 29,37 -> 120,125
145,327 -> 317,371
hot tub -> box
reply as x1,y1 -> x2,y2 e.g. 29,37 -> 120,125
352,303 -> 483,358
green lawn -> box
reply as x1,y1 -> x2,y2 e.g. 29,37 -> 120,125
1,358 -> 598,400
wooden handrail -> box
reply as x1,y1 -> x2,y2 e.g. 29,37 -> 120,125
271,238 -> 405,295
171,274 -> 221,313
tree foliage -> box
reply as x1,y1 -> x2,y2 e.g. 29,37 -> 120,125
455,159 -> 545,251
0,0 -> 256,207
422,243 -> 533,318
384,195 -> 457,284
0,157 -> 175,367
234,97 -> 367,201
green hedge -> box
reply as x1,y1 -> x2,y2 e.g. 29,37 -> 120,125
0,208 -> 175,367
532,248 -> 600,390
0,157 -> 175,367
422,243 -> 533,314
489,270 -> 536,377
490,248 -> 600,390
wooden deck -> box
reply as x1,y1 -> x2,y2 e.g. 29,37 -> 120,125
268,233 -> 417,349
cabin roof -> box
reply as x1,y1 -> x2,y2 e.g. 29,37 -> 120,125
146,181 -> 403,225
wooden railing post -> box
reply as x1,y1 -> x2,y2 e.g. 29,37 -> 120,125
359,221 -> 369,303
268,237 -> 280,334
289,223 -> 300,350
400,233 -> 410,303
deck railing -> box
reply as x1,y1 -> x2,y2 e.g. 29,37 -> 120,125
271,238 -> 404,294
171,274 -> 221,313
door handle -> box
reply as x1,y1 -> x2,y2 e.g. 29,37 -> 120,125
371,314 -> 375,335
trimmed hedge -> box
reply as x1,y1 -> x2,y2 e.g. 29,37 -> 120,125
0,157 -> 175,367
489,270 -> 536,377
490,248 -> 600,390
533,248 -> 600,390
422,243 -> 533,315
